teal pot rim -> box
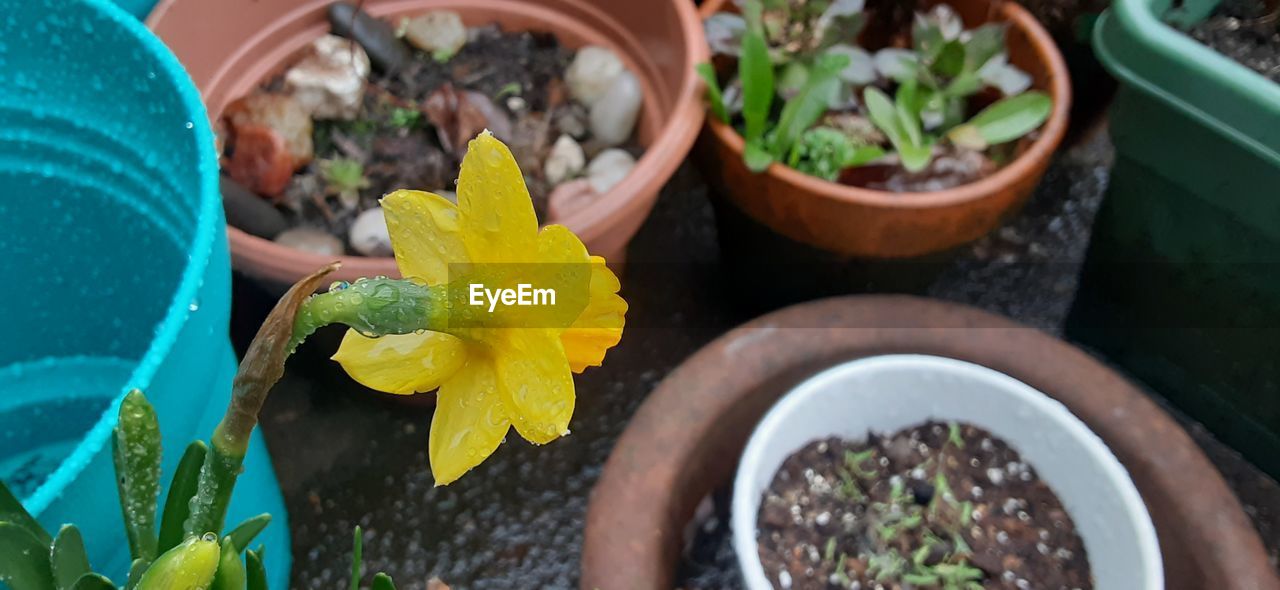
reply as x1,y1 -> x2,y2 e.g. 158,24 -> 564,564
23,0 -> 221,516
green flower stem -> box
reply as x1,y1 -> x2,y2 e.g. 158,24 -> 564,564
185,264 -> 340,538
289,277 -> 447,352
185,266 -> 449,539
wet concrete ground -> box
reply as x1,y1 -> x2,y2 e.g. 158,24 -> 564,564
231,126 -> 1280,588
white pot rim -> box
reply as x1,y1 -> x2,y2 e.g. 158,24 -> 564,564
732,354 -> 1163,590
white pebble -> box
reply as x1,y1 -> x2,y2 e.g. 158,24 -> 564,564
589,71 -> 642,146
349,207 -> 393,256
585,148 -> 636,194
402,11 -> 467,58
275,227 -> 344,256
778,570 -> 793,589
565,46 -> 625,106
986,468 -> 1004,485
543,134 -> 585,185
285,35 -> 370,120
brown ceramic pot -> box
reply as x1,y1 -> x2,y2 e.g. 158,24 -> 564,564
147,0 -> 707,285
697,0 -> 1071,258
580,296 -> 1279,589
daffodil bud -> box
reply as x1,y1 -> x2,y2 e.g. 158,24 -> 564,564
212,537 -> 247,590
136,533 -> 221,590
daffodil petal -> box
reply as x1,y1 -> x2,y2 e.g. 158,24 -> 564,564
456,131 -> 539,262
562,256 -> 627,372
494,329 -> 575,444
381,189 -> 470,285
332,329 -> 467,395
536,224 -> 590,264
429,351 -> 511,485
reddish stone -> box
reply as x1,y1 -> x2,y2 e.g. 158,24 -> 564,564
225,124 -> 294,198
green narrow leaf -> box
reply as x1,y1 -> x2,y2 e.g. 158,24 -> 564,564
963,23 -> 1007,70
113,390 -> 162,562
211,538 -> 245,590
68,574 -> 115,590
965,91 -> 1052,144
695,63 -> 729,124
0,479 -> 51,546
739,0 -> 774,142
933,40 -> 966,77
371,573 -> 396,590
50,526 -> 90,590
846,145 -> 886,167
0,522 -> 55,590
349,527 -> 363,590
158,441 -> 206,553
125,558 -> 147,590
771,53 -> 848,157
743,139 -> 775,172
225,514 -> 271,556
894,82 -> 924,148
245,549 -> 267,590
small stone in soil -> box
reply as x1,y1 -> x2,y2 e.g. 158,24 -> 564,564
221,174 -> 287,239
589,71 -> 643,146
224,124 -> 295,198
402,11 -> 468,60
585,148 -> 637,194
546,178 -> 599,223
348,207 -> 393,257
565,46 -> 626,106
284,34 -> 371,120
328,2 -> 412,74
224,93 -> 314,168
274,227 -> 345,256
544,134 -> 586,185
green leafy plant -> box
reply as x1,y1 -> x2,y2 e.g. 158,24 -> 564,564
700,0 -> 1051,185
0,268 -> 397,590
320,157 -> 371,209
387,107 -> 421,129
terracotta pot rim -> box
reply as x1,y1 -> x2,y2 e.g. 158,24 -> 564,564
698,0 -> 1071,209
152,0 -> 709,285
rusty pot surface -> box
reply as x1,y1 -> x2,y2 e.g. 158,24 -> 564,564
696,0 -> 1071,258
148,0 -> 707,285
581,296 -> 1278,590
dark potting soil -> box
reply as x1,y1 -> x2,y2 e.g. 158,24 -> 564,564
237,24 -> 642,253
1188,0 -> 1280,82
756,422 -> 1092,590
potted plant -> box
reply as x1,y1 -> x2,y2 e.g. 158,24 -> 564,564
146,0 -> 708,287
695,0 -> 1070,266
581,297 -> 1279,588
0,0 -> 289,584
1065,0 -> 1280,478
733,355 -> 1161,589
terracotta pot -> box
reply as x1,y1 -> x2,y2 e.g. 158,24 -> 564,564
581,296 -> 1279,589
697,0 -> 1071,258
147,0 -> 707,285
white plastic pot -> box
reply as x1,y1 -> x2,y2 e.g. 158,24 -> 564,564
732,354 -> 1162,590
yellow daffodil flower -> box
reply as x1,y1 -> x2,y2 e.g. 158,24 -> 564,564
331,131 -> 627,485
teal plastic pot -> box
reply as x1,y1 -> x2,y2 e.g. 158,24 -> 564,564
1067,0 -> 1280,473
0,0 -> 290,586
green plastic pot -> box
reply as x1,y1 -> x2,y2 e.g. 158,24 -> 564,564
1067,0 -> 1280,474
